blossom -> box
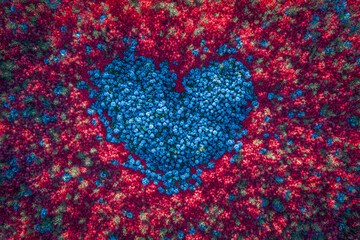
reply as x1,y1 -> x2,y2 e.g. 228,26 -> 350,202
62,173 -> 71,182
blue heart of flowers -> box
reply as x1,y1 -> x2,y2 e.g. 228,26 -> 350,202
87,38 -> 258,194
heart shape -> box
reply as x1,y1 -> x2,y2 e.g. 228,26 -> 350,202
87,38 -> 257,194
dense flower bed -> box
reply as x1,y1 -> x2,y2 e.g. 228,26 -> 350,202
0,0 -> 359,239
87,38 -> 257,194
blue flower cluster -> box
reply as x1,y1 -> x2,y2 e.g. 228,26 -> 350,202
42,113 -> 56,124
347,116 -> 357,127
216,43 -> 237,56
290,89 -> 303,100
1,158 -> 20,181
100,14 -> 107,23
235,37 -> 243,49
191,49 -> 198,56
87,38 -> 256,194
62,173 -> 71,182
260,40 -> 269,47
41,208 -> 48,219
26,153 -> 37,163
54,82 -> 64,95
44,47 -> 67,65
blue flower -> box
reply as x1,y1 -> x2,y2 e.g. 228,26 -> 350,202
273,202 -> 283,212
142,178 -> 150,186
275,177 -> 284,183
347,116 -> 356,127
86,45 -> 92,53
341,12 -> 350,22
10,158 -> 17,166
327,139 -> 333,145
62,173 -> 71,182
177,231 -> 184,239
291,92 -> 296,100
216,44 -> 228,56
267,92 -> 274,100
54,82 -> 63,95
100,14 -> 107,23
260,40 -> 268,47
41,208 -> 48,219
208,162 -> 214,169
109,234 -> 117,240
10,109 -> 18,118
312,134 -> 319,139
213,230 -> 221,237
228,48 -> 237,54
60,49 -> 67,57
8,95 -> 15,102
14,202 -> 19,211
189,228 -> 196,234
228,194 -> 235,200
334,0 -> 347,13
246,55 -> 253,63
274,134 -> 280,140
199,223 -> 206,231
234,141 -> 243,152
61,26 -> 67,32
126,212 -> 133,218
95,180 -> 103,187
3,102 -> 10,108
252,100 -> 259,108
263,133 -> 269,139
87,108 -> 95,115
5,169 -> 14,179
356,58 -> 360,66
241,129 -> 248,136
261,20 -> 270,29
288,111 -> 294,119
192,49 -> 198,56
259,148 -> 267,154
297,111 -> 305,117
235,37 -> 243,49
158,187 -> 165,193
337,193 -> 345,203
97,43 -> 104,50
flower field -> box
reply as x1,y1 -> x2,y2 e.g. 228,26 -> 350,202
0,0 -> 359,239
